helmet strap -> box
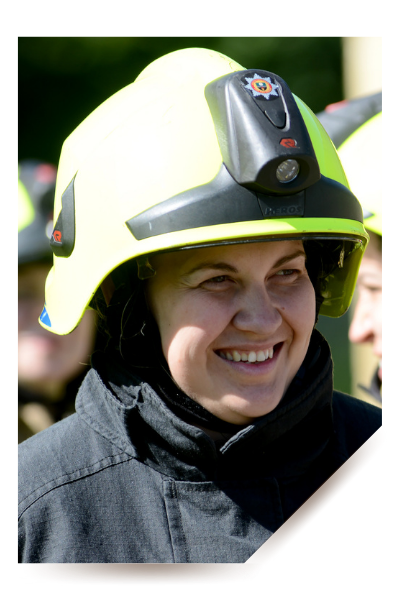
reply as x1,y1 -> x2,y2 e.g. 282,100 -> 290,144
100,275 -> 116,306
137,255 -> 156,280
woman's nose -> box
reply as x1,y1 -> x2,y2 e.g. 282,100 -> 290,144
232,285 -> 282,335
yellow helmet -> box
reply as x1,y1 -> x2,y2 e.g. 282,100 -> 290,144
339,113 -> 382,237
317,93 -> 382,236
40,48 -> 367,335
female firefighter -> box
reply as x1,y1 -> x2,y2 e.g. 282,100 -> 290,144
18,48 -> 381,563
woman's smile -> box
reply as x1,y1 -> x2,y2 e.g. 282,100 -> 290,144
215,341 -> 283,372
217,345 -> 276,363
146,240 -> 316,425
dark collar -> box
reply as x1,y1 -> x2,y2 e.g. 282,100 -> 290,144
358,366 -> 382,405
78,330 -> 334,483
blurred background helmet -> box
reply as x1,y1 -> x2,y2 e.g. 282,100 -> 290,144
317,92 -> 382,237
40,48 -> 368,335
18,160 -> 57,265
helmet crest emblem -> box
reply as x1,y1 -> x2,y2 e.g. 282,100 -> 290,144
243,73 -> 279,99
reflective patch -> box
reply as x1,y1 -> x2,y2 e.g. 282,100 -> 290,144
50,175 -> 76,257
243,73 -> 279,100
39,305 -> 51,327
280,138 -> 297,148
363,209 -> 374,219
53,230 -> 62,242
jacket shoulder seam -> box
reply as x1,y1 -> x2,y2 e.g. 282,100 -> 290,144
19,452 -> 134,520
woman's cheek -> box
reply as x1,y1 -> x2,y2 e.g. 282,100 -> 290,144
297,281 -> 317,329
279,280 -> 315,327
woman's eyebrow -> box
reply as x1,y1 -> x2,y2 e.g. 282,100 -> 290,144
273,250 -> 306,269
183,250 -> 306,276
183,262 -> 238,276
356,270 -> 382,285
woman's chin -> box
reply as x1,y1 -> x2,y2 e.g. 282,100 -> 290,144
199,392 -> 283,426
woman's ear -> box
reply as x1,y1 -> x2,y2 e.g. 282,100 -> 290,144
100,275 -> 116,306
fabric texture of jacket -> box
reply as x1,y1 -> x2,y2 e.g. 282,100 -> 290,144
18,331 -> 381,563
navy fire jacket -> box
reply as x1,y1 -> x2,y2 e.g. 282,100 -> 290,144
18,332 -> 381,563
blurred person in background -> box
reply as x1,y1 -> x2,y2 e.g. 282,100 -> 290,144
318,93 -> 382,404
18,160 -> 98,442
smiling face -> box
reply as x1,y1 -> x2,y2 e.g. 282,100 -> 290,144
146,240 -> 316,425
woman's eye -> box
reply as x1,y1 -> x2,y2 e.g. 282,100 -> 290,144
200,275 -> 231,288
206,275 -> 228,284
276,269 -> 295,276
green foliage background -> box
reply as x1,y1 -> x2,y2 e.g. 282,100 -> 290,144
19,37 -> 343,164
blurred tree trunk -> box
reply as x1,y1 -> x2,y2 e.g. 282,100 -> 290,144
342,37 -> 382,99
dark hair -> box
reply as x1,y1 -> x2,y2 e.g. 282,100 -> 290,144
90,259 -> 162,368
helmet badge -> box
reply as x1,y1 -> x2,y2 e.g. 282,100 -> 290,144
39,304 -> 51,327
243,73 -> 279,100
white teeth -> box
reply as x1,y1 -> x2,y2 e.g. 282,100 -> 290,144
220,347 -> 274,363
